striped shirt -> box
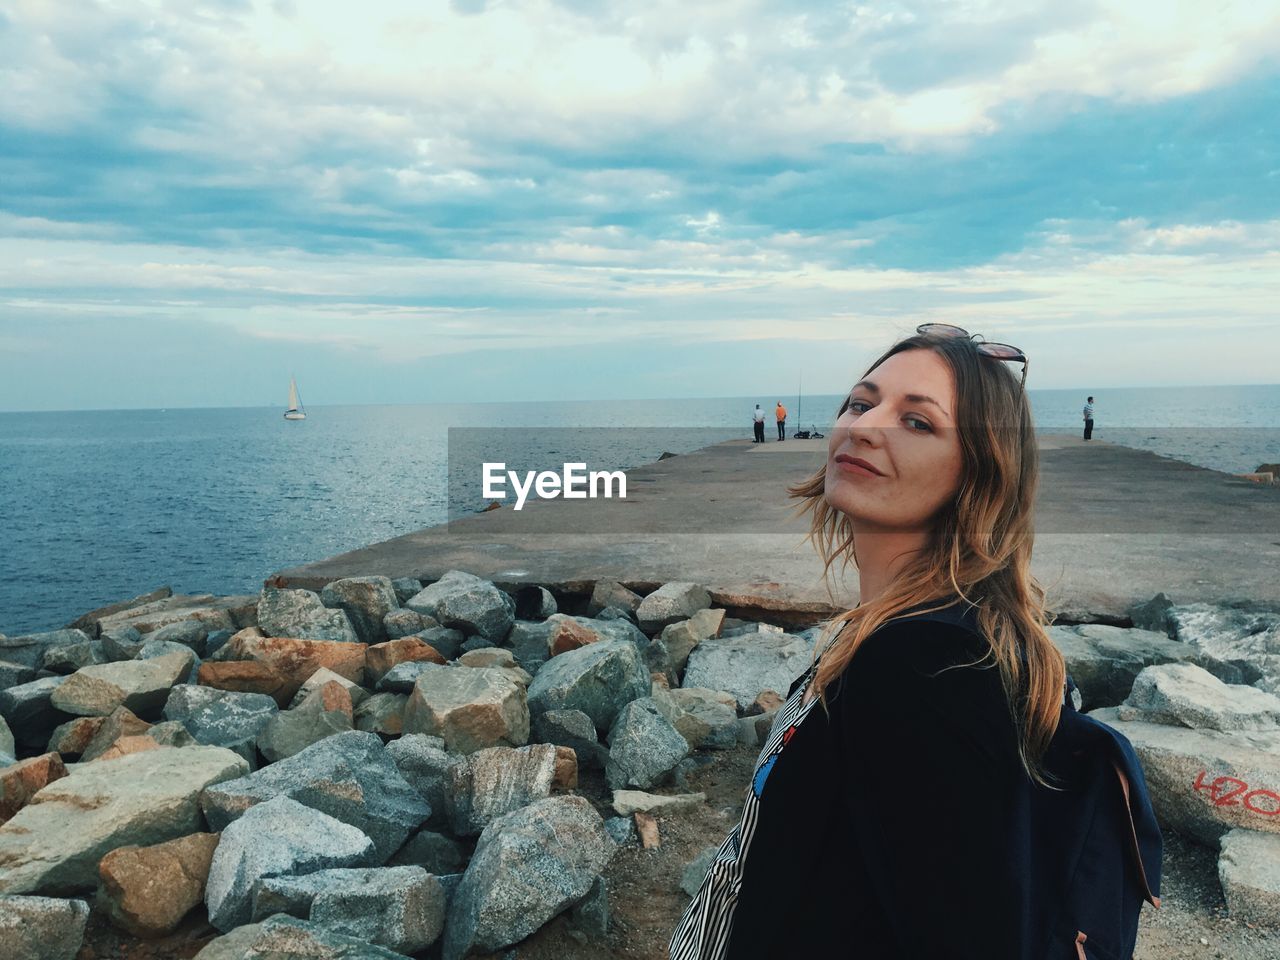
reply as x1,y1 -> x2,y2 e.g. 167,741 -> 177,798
668,655 -> 826,960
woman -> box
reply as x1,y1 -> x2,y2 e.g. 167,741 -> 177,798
669,324 -> 1158,960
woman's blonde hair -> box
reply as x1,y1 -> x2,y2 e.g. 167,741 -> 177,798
786,331 -> 1065,784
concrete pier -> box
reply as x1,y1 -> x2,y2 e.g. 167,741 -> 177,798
271,434 -> 1280,625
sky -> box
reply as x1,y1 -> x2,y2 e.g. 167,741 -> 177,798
2,0 -> 1278,411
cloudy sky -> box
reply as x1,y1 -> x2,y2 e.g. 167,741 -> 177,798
2,0 -> 1278,411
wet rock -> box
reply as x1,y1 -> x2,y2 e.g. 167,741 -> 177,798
366,637 -> 446,685
162,686 -> 278,768
201,730 -> 430,863
442,795 -> 612,960
683,633 -> 812,711
257,586 -> 359,644
0,745 -> 248,894
605,697 -> 689,790
204,796 -> 376,930
97,832 -> 219,937
527,639 -> 651,735
636,582 -> 711,634
402,664 -> 529,755
1218,828 -> 1280,924
49,652 -> 191,718
1118,663 -> 1280,731
320,577 -> 401,646
405,571 -> 515,643
354,692 -> 408,736
0,894 -> 89,960
0,753 -> 68,824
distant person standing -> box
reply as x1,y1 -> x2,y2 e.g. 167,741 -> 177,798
753,404 -> 766,443
775,401 -> 787,440
1083,396 -> 1095,441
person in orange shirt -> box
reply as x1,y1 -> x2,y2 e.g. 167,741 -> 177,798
775,402 -> 787,441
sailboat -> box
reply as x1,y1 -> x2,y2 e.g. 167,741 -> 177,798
284,376 -> 306,420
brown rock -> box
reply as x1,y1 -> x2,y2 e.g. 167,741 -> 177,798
365,637 -> 445,684
218,634 -> 367,702
93,735 -> 163,763
47,716 -> 106,757
635,811 -> 660,849
749,690 -> 784,716
98,831 -> 220,937
0,752 -> 68,823
549,619 -> 600,657
552,745 -> 578,791
80,706 -> 152,762
198,661 -> 293,706
312,680 -> 354,721
651,672 -> 670,690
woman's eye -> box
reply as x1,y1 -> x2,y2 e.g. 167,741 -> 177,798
906,416 -> 932,432
847,400 -> 932,432
847,399 -> 870,413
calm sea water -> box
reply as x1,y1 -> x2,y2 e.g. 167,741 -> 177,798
3,385 -> 1278,635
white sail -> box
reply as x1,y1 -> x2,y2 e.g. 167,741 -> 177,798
288,378 -> 300,411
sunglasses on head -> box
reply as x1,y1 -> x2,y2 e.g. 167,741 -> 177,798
916,323 -> 1028,388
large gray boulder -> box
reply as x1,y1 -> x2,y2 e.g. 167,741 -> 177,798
531,709 -> 608,770
1218,829 -> 1280,924
527,640 -> 651,734
1169,602 -> 1280,695
1118,663 -> 1280,732
401,664 -> 529,754
195,914 -> 411,960
635,582 -> 711,634
144,619 -> 211,656
658,687 -> 740,750
0,745 -> 248,894
442,795 -> 613,960
40,640 -> 106,674
200,730 -> 431,863
163,685 -> 278,768
683,633 -> 812,711
405,570 -> 515,642
0,630 -> 92,670
0,676 -> 70,750
605,697 -> 689,790
507,620 -> 554,674
204,796 -> 376,930
0,894 -> 90,960
1093,714 -> 1280,844
258,587 -> 359,644
49,652 -> 191,718
257,685 -> 354,763
0,660 -> 37,692
449,744 -> 558,837
321,577 -> 400,646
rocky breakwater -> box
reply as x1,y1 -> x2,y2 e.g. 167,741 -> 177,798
0,570 -> 827,958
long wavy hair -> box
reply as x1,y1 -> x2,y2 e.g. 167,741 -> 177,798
786,331 -> 1065,784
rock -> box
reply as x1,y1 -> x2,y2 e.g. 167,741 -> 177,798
65,586 -> 173,634
101,626 -> 146,661
683,633 -> 812,711
587,581 -> 641,617
137,638 -> 201,678
385,735 -> 464,832
0,630 -> 92,670
391,578 -> 424,605
611,789 -> 706,817
527,639 -> 651,734
604,816 -> 636,846
660,608 -> 726,677
549,618 -> 602,656
1129,593 -> 1176,635
200,730 -> 430,863
95,594 -> 252,638
320,577 -> 401,645
196,661 -> 292,705
258,586 -> 359,644
41,640 -> 106,674
442,795 -> 612,960
92,735 -> 161,762
1118,663 -> 1280,731
458,648 -> 516,669
97,832 -> 219,937
383,608 -> 434,640
204,629 -> 234,658
377,660 -> 438,693
355,692 -> 410,736
513,585 -> 558,620
366,637 -> 446,684
567,875 -> 609,938
0,716 -> 10,761
402,664 -> 529,755
0,753 -> 68,824
553,745 -> 578,790
636,582 -> 711,634
405,571 -> 515,643
532,708 -> 608,770
1050,623 -> 1255,710
195,914 -> 411,959
214,634 -> 367,704
0,894 -> 89,960
163,686 -> 278,768
204,796 -> 377,930
388,830 -> 466,875
257,683 -> 354,763
144,619 -> 211,656
1218,828 -> 1280,924
0,745 -> 248,894
415,626 -> 465,662
256,865 -> 446,954
289,667 -> 369,710
605,698 -> 690,790
635,811 -> 660,848
1168,602 -> 1280,693
79,706 -> 152,762
49,652 -> 191,718
680,845 -> 719,897
659,687 -> 740,750
46,716 -> 104,758
0,660 -> 36,692
1095,716 -> 1280,844
449,744 -> 557,837
0,676 -> 70,750
146,720 -> 197,748
507,620 -> 554,674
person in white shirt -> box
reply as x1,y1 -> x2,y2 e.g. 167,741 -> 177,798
752,404 -> 766,443
1083,396 -> 1095,441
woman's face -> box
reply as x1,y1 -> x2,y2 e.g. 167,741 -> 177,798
825,348 -> 964,532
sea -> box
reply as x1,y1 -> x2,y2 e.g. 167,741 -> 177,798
3,384 -> 1279,636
